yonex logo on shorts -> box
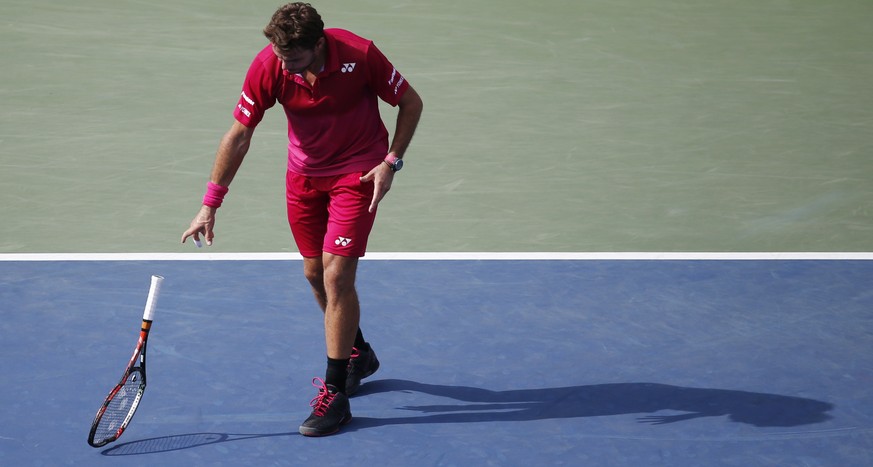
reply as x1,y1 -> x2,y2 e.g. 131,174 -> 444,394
335,236 -> 352,247
341,63 -> 356,73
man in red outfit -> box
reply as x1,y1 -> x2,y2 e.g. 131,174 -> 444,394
181,2 -> 423,436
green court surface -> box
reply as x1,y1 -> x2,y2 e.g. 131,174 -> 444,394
2,0 -> 872,253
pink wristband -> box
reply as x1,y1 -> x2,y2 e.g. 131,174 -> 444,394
203,182 -> 229,208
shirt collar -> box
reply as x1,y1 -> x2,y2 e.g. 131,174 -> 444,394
321,30 -> 341,75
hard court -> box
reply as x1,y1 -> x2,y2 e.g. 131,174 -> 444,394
1,1 -> 872,466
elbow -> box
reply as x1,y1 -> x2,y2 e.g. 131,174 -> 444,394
401,86 -> 424,116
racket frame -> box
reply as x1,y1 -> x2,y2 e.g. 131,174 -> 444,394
87,275 -> 162,448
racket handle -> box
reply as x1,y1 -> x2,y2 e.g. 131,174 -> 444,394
142,275 -> 164,321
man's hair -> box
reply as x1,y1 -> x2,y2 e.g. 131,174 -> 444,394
263,2 -> 324,52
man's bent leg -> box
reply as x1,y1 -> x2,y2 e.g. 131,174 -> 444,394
303,256 -> 327,312
297,253 -> 359,437
303,254 -> 377,395
321,252 -> 360,361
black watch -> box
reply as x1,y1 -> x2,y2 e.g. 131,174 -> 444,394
384,153 -> 403,172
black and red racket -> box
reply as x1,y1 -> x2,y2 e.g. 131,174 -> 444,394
87,275 -> 163,448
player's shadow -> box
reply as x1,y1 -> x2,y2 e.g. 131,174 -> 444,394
348,379 -> 833,430
101,380 -> 832,455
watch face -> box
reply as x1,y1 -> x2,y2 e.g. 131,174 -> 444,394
393,158 -> 404,171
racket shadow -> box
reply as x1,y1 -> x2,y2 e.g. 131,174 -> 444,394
347,379 -> 834,431
100,431 -> 296,456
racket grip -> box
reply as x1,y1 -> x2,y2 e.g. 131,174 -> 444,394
142,275 -> 164,321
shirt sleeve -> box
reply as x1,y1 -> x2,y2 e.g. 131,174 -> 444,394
233,51 -> 280,127
366,42 -> 410,107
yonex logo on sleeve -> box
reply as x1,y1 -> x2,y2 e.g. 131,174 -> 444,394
341,63 -> 356,73
388,68 -> 404,94
238,91 -> 254,118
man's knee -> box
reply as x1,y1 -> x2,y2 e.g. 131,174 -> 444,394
322,254 -> 358,295
303,257 -> 324,285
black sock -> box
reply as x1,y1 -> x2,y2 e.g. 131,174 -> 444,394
354,328 -> 369,351
325,357 -> 349,393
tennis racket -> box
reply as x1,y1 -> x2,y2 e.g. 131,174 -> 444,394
87,275 -> 163,448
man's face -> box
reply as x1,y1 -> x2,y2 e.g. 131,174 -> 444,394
272,40 -> 321,74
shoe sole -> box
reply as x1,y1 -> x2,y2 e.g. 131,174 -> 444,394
298,413 -> 353,437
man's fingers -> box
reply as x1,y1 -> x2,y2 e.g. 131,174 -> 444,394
362,163 -> 393,212
360,170 -> 376,183
205,225 -> 214,246
369,182 -> 390,213
182,211 -> 214,246
181,228 -> 196,244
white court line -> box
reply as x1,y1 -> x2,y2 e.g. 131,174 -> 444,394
0,252 -> 872,261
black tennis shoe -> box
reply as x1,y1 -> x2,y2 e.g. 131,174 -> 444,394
299,378 -> 352,437
346,345 -> 380,395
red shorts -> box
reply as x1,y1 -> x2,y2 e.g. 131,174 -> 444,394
285,171 -> 377,258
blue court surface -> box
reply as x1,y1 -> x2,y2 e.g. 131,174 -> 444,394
2,256 -> 872,466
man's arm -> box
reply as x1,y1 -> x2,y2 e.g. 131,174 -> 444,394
208,120 -> 255,186
361,85 -> 423,212
181,120 -> 255,246
388,85 -> 423,159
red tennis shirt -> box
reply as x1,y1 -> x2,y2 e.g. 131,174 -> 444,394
233,29 -> 410,176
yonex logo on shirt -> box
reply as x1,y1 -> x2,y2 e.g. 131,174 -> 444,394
341,63 -> 357,73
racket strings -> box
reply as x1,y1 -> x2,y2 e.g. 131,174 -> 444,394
92,371 -> 144,442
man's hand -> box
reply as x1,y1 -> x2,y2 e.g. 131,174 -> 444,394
360,161 -> 395,213
181,205 -> 218,246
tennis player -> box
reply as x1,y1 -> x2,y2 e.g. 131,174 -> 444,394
181,2 -> 423,436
